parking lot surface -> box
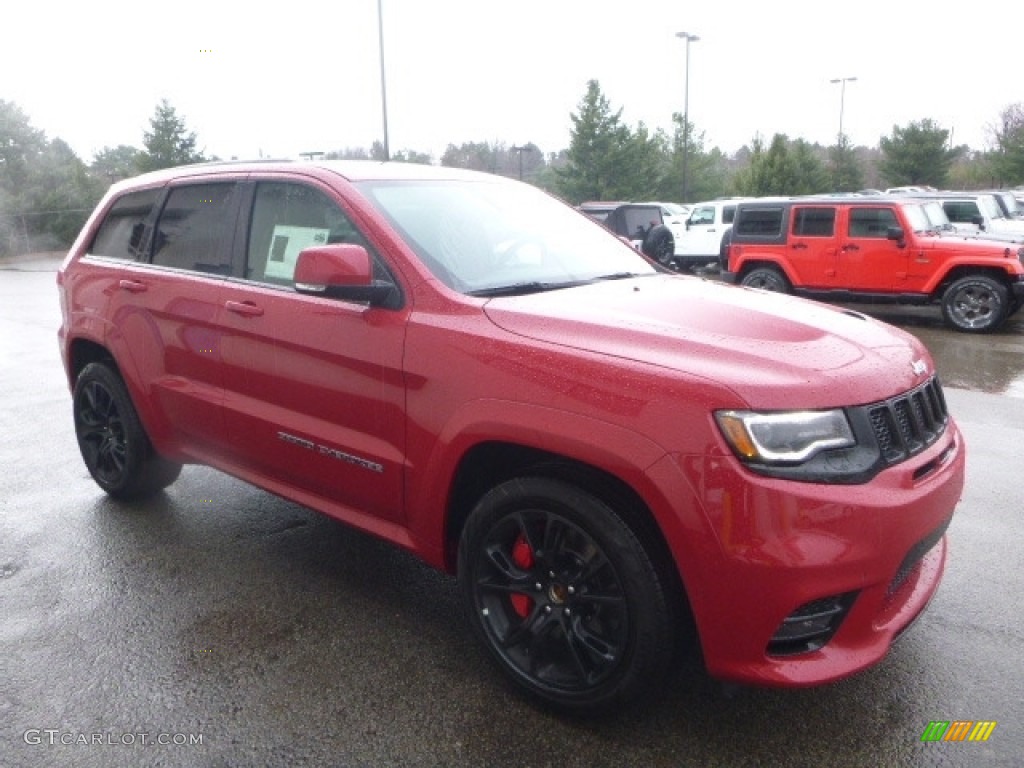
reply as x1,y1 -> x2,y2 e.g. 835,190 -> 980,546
2,255 -> 1022,767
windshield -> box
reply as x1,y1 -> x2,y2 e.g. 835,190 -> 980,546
357,179 -> 657,294
919,202 -> 952,231
997,192 -> 1022,217
901,203 -> 931,233
979,195 -> 1004,220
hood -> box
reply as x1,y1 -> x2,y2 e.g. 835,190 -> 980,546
483,275 -> 933,409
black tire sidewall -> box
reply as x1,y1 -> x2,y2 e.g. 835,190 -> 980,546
457,476 -> 673,713
642,225 -> 675,264
741,266 -> 787,292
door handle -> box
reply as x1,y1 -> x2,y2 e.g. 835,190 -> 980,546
841,244 -> 860,252
118,279 -> 147,293
792,243 -> 807,250
225,300 -> 264,317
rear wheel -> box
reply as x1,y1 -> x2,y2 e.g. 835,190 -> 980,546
941,275 -> 1008,332
740,266 -> 789,292
458,477 -> 675,714
73,362 -> 182,498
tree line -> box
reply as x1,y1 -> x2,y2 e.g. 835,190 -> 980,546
3,85 -> 1023,256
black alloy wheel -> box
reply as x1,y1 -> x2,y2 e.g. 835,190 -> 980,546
458,477 -> 674,713
73,362 -> 181,498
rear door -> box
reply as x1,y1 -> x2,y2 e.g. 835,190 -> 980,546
98,179 -> 242,456
216,177 -> 408,523
787,205 -> 839,287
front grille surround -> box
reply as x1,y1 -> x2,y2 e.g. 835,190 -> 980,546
864,376 -> 948,466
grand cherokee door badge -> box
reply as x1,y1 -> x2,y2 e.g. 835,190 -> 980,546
277,431 -> 384,473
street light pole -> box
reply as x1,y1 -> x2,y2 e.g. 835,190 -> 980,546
829,76 -> 857,146
510,145 -> 531,180
676,31 -> 699,203
377,0 -> 390,161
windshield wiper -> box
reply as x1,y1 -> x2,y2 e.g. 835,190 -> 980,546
592,271 -> 645,281
469,281 -> 578,297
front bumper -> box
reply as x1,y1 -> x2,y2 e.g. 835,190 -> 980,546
670,419 -> 965,687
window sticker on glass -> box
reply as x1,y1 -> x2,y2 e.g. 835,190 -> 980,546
263,226 -> 329,280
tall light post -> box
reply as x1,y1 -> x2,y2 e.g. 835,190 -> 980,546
378,0 -> 390,161
510,145 -> 531,181
829,76 -> 857,146
676,31 -> 699,203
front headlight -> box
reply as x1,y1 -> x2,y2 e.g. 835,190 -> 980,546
715,409 -> 855,464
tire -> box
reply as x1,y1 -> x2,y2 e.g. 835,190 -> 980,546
457,477 -> 675,714
641,224 -> 675,266
740,266 -> 789,293
940,275 -> 1008,333
73,362 -> 182,499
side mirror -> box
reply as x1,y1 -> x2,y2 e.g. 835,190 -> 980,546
971,215 -> 985,229
886,226 -> 904,241
294,244 -> 396,307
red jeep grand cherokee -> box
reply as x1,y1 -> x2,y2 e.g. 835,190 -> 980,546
57,161 -> 965,713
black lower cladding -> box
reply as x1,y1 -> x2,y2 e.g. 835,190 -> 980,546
888,515 -> 952,596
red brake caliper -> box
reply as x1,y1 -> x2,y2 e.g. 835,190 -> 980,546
510,535 -> 534,618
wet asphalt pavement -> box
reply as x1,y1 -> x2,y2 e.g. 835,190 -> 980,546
1,255 -> 1022,768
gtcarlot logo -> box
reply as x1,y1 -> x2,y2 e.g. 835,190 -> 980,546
23,729 -> 204,746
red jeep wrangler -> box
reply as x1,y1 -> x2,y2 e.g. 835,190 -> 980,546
57,163 -> 965,712
723,196 -> 1024,332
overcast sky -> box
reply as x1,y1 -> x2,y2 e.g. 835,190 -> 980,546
3,0 -> 1020,168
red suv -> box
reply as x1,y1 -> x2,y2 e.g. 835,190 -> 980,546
57,162 -> 965,712
724,196 -> 1024,332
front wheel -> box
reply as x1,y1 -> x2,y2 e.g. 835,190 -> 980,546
941,275 -> 1008,332
457,477 -> 675,714
73,362 -> 182,498
740,266 -> 789,292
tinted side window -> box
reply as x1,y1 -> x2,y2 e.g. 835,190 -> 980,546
152,183 -> 237,274
90,189 -> 161,260
722,206 -> 736,225
735,207 -> 784,236
793,207 -> 836,237
942,201 -> 979,224
848,208 -> 899,238
246,182 -> 368,285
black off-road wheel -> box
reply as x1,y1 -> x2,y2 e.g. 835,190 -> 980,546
458,477 -> 675,714
941,275 -> 1008,332
73,362 -> 182,499
641,224 -> 676,266
740,266 -> 789,293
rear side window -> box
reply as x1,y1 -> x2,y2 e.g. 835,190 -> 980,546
152,183 -> 237,274
722,206 -> 736,225
735,207 -> 784,236
90,189 -> 161,260
793,207 -> 836,237
246,182 -> 368,285
848,208 -> 899,238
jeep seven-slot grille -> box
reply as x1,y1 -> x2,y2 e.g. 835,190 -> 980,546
866,376 -> 948,465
